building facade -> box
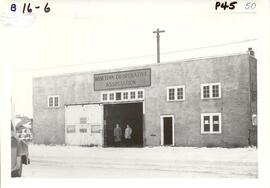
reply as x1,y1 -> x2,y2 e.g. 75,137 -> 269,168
32,52 -> 257,147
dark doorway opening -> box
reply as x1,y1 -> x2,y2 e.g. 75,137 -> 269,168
163,117 -> 173,145
104,103 -> 143,147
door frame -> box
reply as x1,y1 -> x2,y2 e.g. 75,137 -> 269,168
65,103 -> 104,146
103,101 -> 145,147
160,115 -> 175,146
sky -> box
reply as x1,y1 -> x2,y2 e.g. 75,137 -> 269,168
1,0 -> 258,117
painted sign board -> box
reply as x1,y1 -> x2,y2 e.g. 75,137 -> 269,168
94,68 -> 151,91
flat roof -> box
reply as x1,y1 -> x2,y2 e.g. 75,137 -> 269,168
33,52 -> 255,80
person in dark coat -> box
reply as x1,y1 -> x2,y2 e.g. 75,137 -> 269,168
124,124 -> 132,146
113,124 -> 122,146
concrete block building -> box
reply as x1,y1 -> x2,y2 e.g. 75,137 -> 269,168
32,51 -> 257,147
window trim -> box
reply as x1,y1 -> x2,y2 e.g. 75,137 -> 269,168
137,90 -> 144,99
101,89 -> 144,102
101,93 -> 108,101
130,91 -> 136,100
123,91 -> 129,101
47,95 -> 60,108
115,92 -> 122,101
201,113 -> 222,134
166,85 -> 185,102
108,92 -> 115,101
201,83 -> 221,99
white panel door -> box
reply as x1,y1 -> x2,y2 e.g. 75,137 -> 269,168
65,104 -> 103,146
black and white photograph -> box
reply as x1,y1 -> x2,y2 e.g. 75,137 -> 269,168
1,0 -> 270,187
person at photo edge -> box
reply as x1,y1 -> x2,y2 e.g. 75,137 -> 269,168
125,124 -> 132,146
113,124 -> 122,147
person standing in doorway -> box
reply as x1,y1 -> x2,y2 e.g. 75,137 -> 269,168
124,124 -> 132,146
113,124 -> 122,147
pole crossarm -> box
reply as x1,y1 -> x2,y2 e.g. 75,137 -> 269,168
153,29 -> 165,34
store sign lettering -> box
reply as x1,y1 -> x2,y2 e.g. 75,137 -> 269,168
94,69 -> 151,91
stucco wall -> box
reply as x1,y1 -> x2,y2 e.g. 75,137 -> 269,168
33,54 -> 255,147
144,54 -> 252,147
33,74 -> 102,144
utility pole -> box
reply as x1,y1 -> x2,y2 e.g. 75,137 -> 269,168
153,28 -> 165,63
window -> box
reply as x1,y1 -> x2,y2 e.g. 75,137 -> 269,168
102,93 -> 108,101
54,97 -> 59,107
48,97 -> 53,107
79,128 -> 87,133
201,83 -> 221,99
123,92 -> 129,100
212,85 -> 219,98
168,88 -> 175,100
167,86 -> 185,101
201,113 -> 222,134
177,87 -> 184,100
203,116 -> 210,132
130,91 -> 136,99
137,91 -> 143,99
109,93 -> 114,100
67,126 -> 75,133
48,95 -> 60,108
116,92 -> 121,100
101,89 -> 144,102
203,86 -> 210,98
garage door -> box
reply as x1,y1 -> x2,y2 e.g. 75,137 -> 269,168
65,104 -> 103,146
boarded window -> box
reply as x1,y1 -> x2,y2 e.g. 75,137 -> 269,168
116,92 -> 121,100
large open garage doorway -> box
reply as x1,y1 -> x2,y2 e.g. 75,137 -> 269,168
104,103 -> 143,147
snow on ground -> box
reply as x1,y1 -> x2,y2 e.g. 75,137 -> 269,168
22,144 -> 257,178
